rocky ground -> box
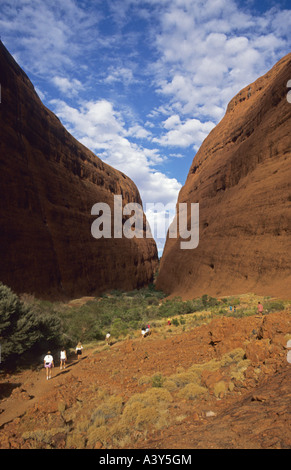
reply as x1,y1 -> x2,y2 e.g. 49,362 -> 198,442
0,309 -> 290,449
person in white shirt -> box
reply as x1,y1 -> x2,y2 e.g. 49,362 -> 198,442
75,342 -> 83,360
43,351 -> 54,380
60,348 -> 67,370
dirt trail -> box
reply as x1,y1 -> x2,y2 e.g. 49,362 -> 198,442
0,353 -> 92,428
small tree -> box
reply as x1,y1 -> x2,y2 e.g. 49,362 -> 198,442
0,283 -> 61,368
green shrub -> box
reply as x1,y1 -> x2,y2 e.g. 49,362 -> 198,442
151,373 -> 164,388
172,318 -> 179,327
201,294 -> 219,308
263,301 -> 285,313
0,283 -> 62,368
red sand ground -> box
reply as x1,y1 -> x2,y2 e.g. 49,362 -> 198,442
0,310 -> 290,449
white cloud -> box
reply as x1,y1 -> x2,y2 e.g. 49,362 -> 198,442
50,97 -> 181,207
0,0 -> 101,75
50,99 -> 125,146
266,7 -> 291,37
103,66 -> 136,86
169,152 -> 184,159
125,124 -> 152,140
154,116 -> 215,149
163,114 -> 181,130
51,76 -> 83,96
151,0 -> 291,124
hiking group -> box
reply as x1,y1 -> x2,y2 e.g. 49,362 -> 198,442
141,324 -> 151,338
43,342 -> 83,380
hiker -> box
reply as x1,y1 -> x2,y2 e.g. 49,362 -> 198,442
257,302 -> 263,315
105,332 -> 111,345
145,324 -> 150,336
75,341 -> 83,360
60,347 -> 67,370
43,351 -> 54,380
167,318 -> 171,327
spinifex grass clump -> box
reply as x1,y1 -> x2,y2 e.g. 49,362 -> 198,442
77,388 -> 173,449
64,348 -> 251,448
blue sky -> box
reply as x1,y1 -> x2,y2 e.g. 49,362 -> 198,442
1,0 -> 291,255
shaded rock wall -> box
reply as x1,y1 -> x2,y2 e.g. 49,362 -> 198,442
157,53 -> 291,299
0,41 -> 158,299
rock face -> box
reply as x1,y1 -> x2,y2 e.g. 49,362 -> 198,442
0,41 -> 158,299
157,53 -> 291,300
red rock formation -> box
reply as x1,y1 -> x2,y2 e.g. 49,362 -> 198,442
157,53 -> 291,300
0,41 -> 158,299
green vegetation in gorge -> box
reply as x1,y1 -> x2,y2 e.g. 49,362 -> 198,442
0,282 -> 288,370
